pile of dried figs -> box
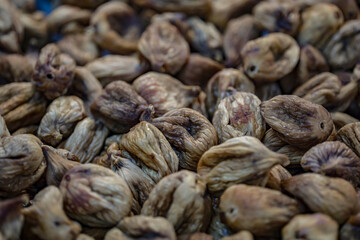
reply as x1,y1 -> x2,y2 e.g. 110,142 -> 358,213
1,0 -> 360,239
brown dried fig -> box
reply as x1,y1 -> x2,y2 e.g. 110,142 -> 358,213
260,95 -> 333,149
198,136 -> 289,194
22,186 -> 81,240
221,231 -> 254,240
212,92 -> 265,142
266,164 -> 292,191
90,80 -> 150,133
0,195 -> 27,240
0,54 -> 35,83
190,91 -> 209,118
32,44 -> 76,100
253,0 -> 300,36
46,5 -> 91,35
337,122 -> 360,157
138,21 -> 190,75
331,112 -> 359,130
38,96 -> 86,146
326,78 -> 359,112
340,212 -> 360,240
133,72 -> 201,117
141,170 -> 211,235
220,184 -> 299,238
323,20 -> 360,70
176,54 -> 223,89
63,117 -> 109,163
60,164 -> 132,227
150,108 -> 218,170
282,173 -> 358,223
223,15 -> 260,67
85,55 -> 149,86
255,82 -> 282,101
206,68 -> 255,118
300,141 -> 360,187
241,33 -> 300,83
282,213 -> 338,240
42,145 -> 80,187
91,2 -> 141,54
293,72 -> 342,107
0,134 -> 45,196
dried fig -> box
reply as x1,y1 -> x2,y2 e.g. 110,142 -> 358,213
0,54 -> 35,83
241,33 -> 300,83
90,80 -> 150,133
282,173 -> 358,223
282,213 -> 338,240
221,231 -> 254,240
0,115 -> 10,138
32,44 -> 76,100
260,95 -> 333,149
60,164 -> 132,227
212,92 -> 265,142
331,112 -> 359,130
38,96 -> 86,146
138,21 -> 190,75
22,186 -> 81,240
220,184 -> 299,237
255,82 -> 282,101
266,164 -> 292,191
133,72 -> 201,117
19,11 -> 48,49
141,170 -> 211,235
150,108 -> 218,170
197,136 -> 289,194
337,122 -> 360,157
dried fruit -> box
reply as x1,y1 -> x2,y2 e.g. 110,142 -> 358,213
22,186 -> 81,240
0,54 -> 35,83
266,165 -> 292,191
282,173 -> 358,223
220,184 -> 299,237
221,231 -> 254,240
212,92 -> 265,142
331,112 -> 359,130
90,81 -> 150,133
197,136 -> 289,194
0,134 -> 45,197
32,44 -> 76,100
60,164 -> 132,227
255,82 -> 282,101
151,108 -> 218,170
133,72 -> 201,117
141,170 -> 211,235
138,21 -> 190,75
19,11 -> 48,49
282,213 -> 338,240
38,96 -> 86,146
337,122 -> 360,157
241,33 -> 300,83
0,115 -> 10,139
260,95 -> 333,149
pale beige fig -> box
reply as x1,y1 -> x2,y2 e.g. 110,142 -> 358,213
221,231 -> 254,240
0,115 -> 10,138
46,5 -> 91,35
85,55 -> 149,86
32,44 -> 76,100
340,212 -> 360,240
0,195 -> 28,240
22,186 -> 81,240
104,228 -> 128,240
220,184 -> 299,237
253,0 -> 300,36
212,92 -> 265,142
301,141 -> 360,187
0,54 -> 35,83
206,68 -> 255,118
133,72 -> 201,117
337,122 -> 360,157
241,33 -> 300,83
0,134 -> 45,197
60,164 -> 132,227
38,96 -> 86,146
150,108 -> 218,170
198,136 -> 289,194
266,165 -> 292,191
138,21 -> 190,75
90,2 -> 141,54
90,81 -> 150,133
63,117 -> 109,163
141,170 -> 211,235
282,173 -> 358,223
260,95 -> 333,149
282,213 -> 338,240
331,112 -> 359,130
120,121 -> 178,183
298,3 -> 343,48
42,145 -> 80,187
0,82 -> 47,132
58,34 -> 99,66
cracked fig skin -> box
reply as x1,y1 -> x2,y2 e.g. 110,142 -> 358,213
198,136 -> 289,194
260,95 -> 333,149
60,164 -> 132,227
